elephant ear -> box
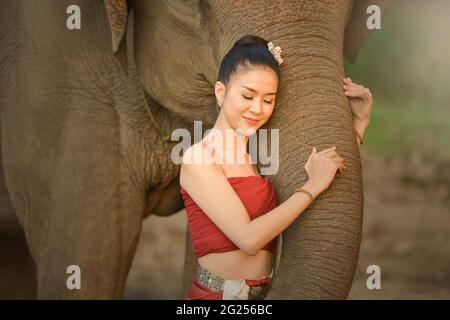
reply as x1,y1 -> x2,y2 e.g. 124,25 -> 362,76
344,0 -> 390,64
104,0 -> 130,75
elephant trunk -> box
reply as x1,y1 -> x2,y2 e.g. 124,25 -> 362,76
264,37 -> 363,299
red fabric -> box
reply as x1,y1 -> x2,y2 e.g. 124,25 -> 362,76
185,275 -> 273,300
180,176 -> 278,257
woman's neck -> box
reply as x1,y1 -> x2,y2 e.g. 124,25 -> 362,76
209,112 -> 249,157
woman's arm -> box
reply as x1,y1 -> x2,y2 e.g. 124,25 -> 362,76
354,118 -> 369,145
180,144 -> 343,256
244,182 -> 319,255
343,77 -> 373,145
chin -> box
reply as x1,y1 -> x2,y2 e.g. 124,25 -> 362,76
236,123 -> 259,136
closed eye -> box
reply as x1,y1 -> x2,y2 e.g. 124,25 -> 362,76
243,95 -> 273,104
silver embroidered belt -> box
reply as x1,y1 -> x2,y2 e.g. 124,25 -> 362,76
194,265 -> 272,300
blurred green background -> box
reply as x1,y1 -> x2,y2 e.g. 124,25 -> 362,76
344,0 -> 450,299
345,0 -> 450,159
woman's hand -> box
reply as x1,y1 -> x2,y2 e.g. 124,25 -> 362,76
303,146 -> 345,198
343,77 -> 373,144
343,77 -> 373,124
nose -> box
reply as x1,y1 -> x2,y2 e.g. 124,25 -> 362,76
249,100 -> 263,115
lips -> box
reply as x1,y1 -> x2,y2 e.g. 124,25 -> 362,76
242,116 -> 259,125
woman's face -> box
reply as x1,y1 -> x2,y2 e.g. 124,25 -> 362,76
215,64 -> 279,134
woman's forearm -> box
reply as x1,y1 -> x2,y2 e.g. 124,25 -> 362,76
354,119 -> 369,145
245,180 -> 321,255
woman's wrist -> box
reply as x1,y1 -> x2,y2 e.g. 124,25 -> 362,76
298,180 -> 322,201
354,119 -> 369,145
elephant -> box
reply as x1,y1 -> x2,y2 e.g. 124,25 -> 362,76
0,0 -> 389,299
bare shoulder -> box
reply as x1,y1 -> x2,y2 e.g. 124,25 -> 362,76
180,141 -> 222,190
178,142 -> 252,253
180,143 -> 253,254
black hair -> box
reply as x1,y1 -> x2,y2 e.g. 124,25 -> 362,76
217,35 -> 281,86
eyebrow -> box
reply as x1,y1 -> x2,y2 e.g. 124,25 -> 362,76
241,85 -> 277,96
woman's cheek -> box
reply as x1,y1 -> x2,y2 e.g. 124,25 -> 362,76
264,106 -> 275,119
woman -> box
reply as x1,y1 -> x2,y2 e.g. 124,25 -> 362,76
179,35 -> 373,300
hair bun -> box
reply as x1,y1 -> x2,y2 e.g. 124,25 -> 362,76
217,33 -> 281,86
233,34 -> 268,48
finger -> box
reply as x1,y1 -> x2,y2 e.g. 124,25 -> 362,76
319,146 -> 336,152
324,149 -> 340,155
342,78 -> 357,85
325,153 -> 345,162
346,77 -> 364,89
343,86 -> 362,96
319,149 -> 334,157
328,154 -> 345,165
343,83 -> 364,92
363,88 -> 372,100
331,158 -> 346,171
352,82 -> 364,89
326,154 -> 346,168
344,88 -> 365,98
305,148 -> 313,167
320,150 -> 342,159
343,77 -> 352,83
306,146 -> 317,167
336,158 -> 346,169
318,147 -> 337,155
318,145 -> 336,153
305,156 -> 310,167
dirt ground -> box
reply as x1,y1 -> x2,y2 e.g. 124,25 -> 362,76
124,149 -> 450,299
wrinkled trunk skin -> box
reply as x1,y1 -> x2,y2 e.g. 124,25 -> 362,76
265,60 -> 363,300
264,10 -> 363,299
183,0 -> 362,299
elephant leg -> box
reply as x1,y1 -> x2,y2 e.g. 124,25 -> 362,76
2,139 -> 146,298
0,120 -> 37,299
31,175 -> 144,299
35,229 -> 142,299
26,185 -> 144,300
0,231 -> 37,299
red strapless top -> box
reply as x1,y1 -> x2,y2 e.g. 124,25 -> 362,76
180,175 -> 278,257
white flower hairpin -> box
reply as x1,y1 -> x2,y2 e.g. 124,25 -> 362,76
267,41 -> 284,65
